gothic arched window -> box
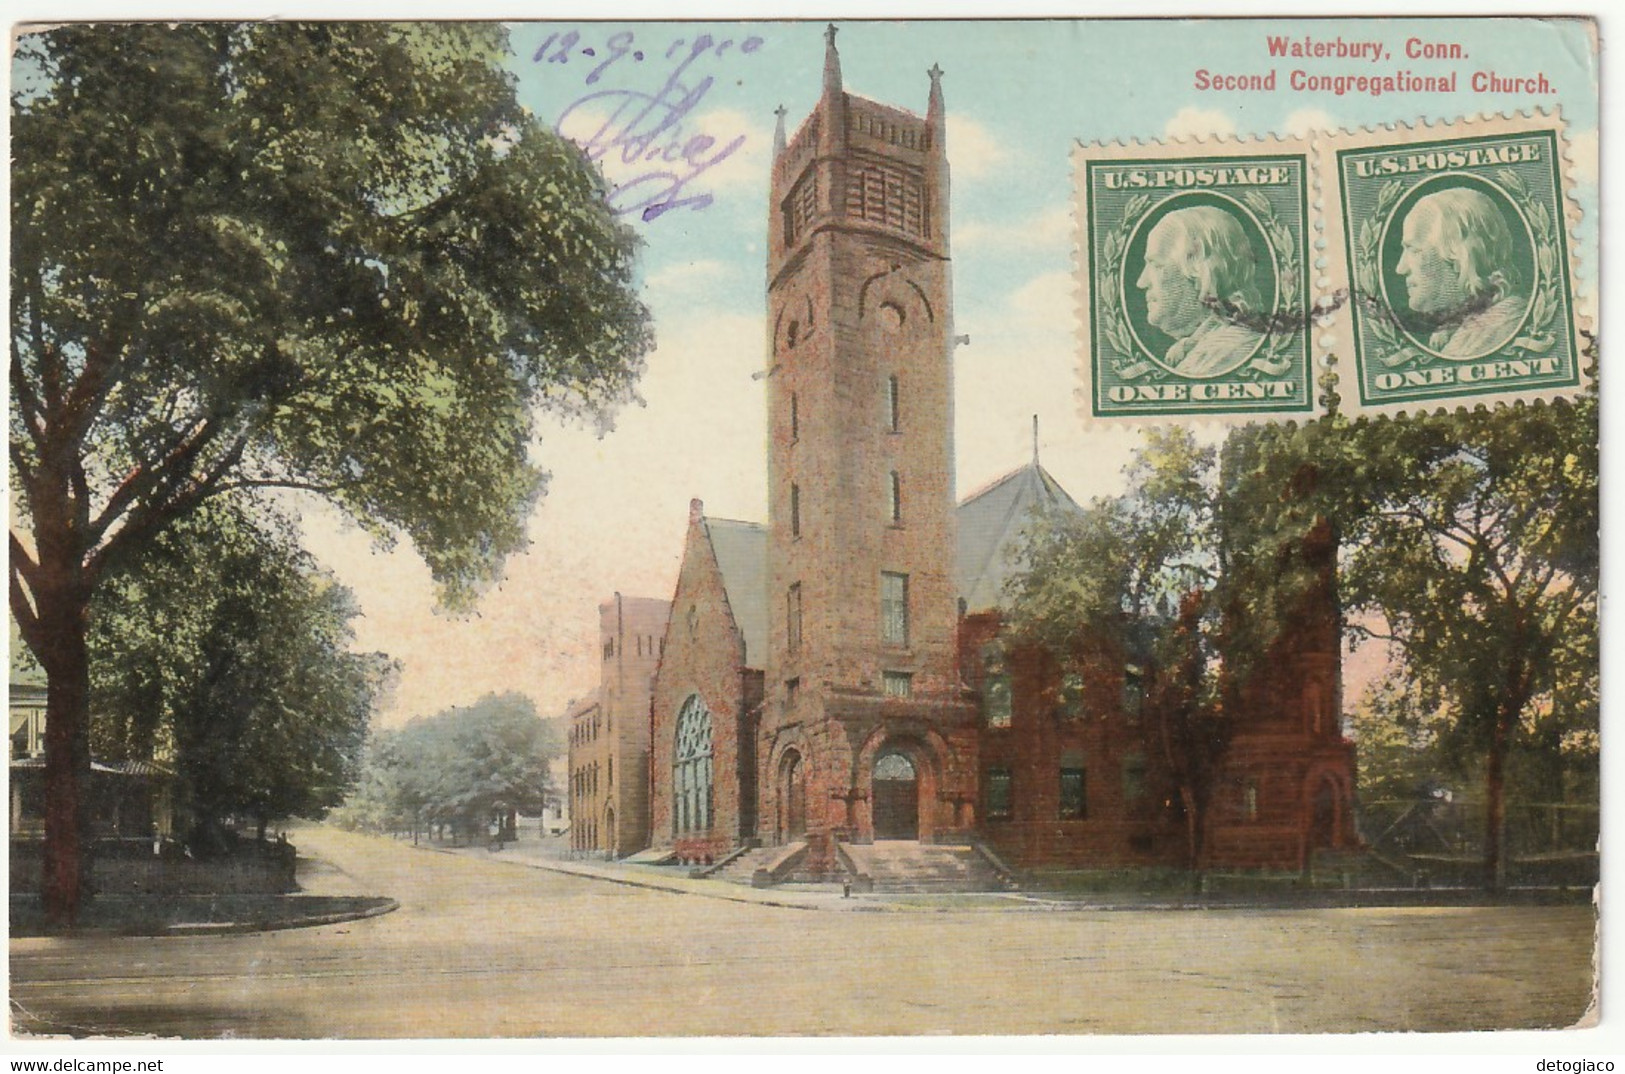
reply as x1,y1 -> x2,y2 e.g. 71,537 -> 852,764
674,695 -> 715,836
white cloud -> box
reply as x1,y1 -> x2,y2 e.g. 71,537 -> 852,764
1007,271 -> 1075,321
957,203 -> 1074,256
947,114 -> 1011,181
1162,107 -> 1237,142
1283,108 -> 1337,138
688,107 -> 774,193
645,258 -> 731,296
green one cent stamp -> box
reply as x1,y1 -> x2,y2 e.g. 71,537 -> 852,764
1075,147 -> 1313,422
1332,124 -> 1581,412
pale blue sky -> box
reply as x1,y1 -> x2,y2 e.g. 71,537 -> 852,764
306,19 -> 1597,723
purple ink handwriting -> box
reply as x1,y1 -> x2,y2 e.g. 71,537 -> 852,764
539,30 -> 764,222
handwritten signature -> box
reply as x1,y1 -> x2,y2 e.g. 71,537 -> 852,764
539,30 -> 763,222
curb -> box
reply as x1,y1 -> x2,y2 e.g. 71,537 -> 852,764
160,897 -> 401,936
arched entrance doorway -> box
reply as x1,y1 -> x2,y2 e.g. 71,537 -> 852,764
604,806 -> 617,858
779,749 -> 807,842
872,750 -> 919,840
1309,773 -> 1342,849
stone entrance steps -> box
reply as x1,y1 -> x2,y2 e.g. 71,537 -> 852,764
704,843 -> 810,887
839,840 -> 1017,894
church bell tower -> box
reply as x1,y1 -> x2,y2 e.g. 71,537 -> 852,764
759,27 -> 978,862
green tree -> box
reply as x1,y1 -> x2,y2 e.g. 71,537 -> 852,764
341,692 -> 560,843
1008,428 -> 1227,872
10,23 -> 650,921
1223,399 -> 1598,889
1338,401 -> 1598,889
89,500 -> 391,846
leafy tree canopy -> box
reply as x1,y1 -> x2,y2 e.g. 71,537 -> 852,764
12,21 -> 651,612
90,498 -> 391,843
341,692 -> 562,837
10,21 -> 650,920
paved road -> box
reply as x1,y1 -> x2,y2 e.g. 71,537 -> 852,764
9,826 -> 1597,1038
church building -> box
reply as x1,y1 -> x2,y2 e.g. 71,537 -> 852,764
578,29 -> 1357,884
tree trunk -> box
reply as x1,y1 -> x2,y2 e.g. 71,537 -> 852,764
1488,695 -> 1521,890
1485,653 -> 1533,893
40,598 -> 94,927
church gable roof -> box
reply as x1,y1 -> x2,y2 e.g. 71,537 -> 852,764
956,461 -> 1082,614
677,463 -> 1079,670
704,518 -> 769,668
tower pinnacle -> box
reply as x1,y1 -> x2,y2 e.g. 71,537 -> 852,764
823,24 -> 842,96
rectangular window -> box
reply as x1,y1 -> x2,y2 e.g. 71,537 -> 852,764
790,482 -> 801,538
1060,768 -> 1087,819
787,583 -> 803,653
1059,672 -> 1086,720
881,571 -> 909,645
986,768 -> 1013,819
785,677 -> 800,712
983,673 -> 1012,728
889,470 -> 902,524
1243,779 -> 1259,822
1122,754 -> 1147,803
887,374 -> 900,431
790,392 -> 799,440
1123,665 -> 1145,720
882,671 -> 912,698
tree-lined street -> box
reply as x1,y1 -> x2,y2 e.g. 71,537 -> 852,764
10,826 -> 1595,1038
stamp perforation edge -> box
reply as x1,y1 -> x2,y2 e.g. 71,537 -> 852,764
1071,129 -> 1322,429
1315,107 -> 1593,420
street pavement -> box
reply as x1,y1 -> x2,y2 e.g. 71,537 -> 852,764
9,825 -> 1598,1038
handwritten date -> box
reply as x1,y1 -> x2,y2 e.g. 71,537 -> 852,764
540,30 -> 764,222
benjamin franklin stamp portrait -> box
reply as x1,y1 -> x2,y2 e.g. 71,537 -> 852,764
1075,141 -> 1314,422
1326,114 -> 1585,413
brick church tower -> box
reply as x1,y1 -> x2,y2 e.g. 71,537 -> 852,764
759,27 -> 979,867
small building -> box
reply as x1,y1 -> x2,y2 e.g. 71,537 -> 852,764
565,593 -> 672,858
10,678 -> 174,842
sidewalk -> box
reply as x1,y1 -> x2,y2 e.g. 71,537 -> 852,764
9,850 -> 398,937
419,835 -> 1597,913
420,836 -> 978,912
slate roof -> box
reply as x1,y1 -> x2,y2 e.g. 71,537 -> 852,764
955,460 -> 1083,614
705,518 -> 770,668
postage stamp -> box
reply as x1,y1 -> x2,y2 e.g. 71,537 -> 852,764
1074,140 -> 1316,423
1322,112 -> 1588,415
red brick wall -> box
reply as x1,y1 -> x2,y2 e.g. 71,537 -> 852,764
650,507 -> 757,863
759,70 -> 968,859
1206,518 -> 1358,870
960,613 -> 1187,869
601,594 -> 670,856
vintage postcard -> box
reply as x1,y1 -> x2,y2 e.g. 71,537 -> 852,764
6,12 -> 1604,1059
